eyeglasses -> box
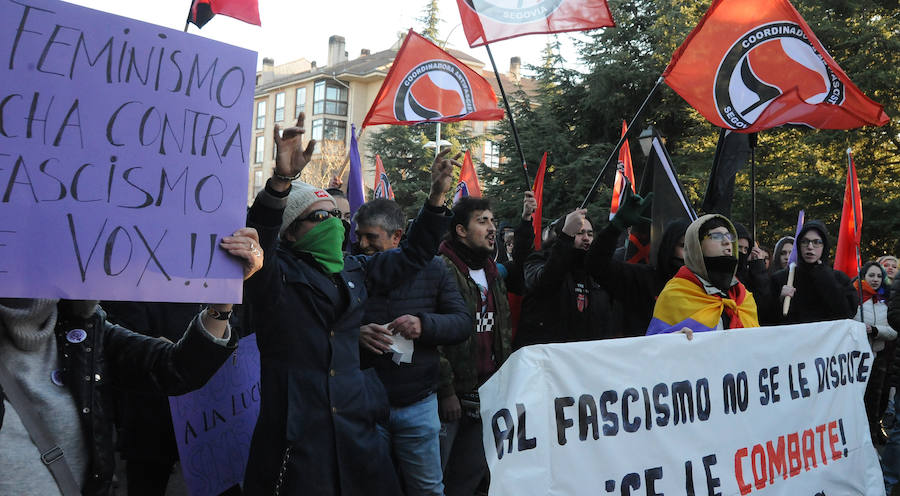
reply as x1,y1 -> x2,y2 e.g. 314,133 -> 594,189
298,209 -> 342,223
703,232 -> 735,242
799,239 -> 824,247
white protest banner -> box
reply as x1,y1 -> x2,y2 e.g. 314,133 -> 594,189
480,320 -> 884,495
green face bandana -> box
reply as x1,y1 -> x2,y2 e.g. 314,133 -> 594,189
290,216 -> 345,274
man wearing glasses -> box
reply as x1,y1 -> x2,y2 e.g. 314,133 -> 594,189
769,221 -> 857,325
241,115 -> 457,495
647,214 -> 759,337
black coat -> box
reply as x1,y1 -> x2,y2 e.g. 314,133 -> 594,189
361,258 -> 472,407
0,302 -> 236,496
242,186 -> 451,496
767,264 -> 857,325
514,233 -> 613,348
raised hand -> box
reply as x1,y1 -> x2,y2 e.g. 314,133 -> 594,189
522,191 -> 537,221
562,208 -> 588,237
272,113 -> 316,190
428,148 -> 462,206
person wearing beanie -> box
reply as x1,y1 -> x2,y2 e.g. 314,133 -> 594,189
0,228 -> 261,495
766,221 -> 857,325
647,214 -> 759,337
242,115 -> 456,496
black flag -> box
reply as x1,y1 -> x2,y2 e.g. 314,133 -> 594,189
701,129 -> 752,216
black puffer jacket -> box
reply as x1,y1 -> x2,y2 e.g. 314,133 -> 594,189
765,221 -> 857,324
0,301 -> 236,496
361,258 -> 472,407
514,233 -> 613,348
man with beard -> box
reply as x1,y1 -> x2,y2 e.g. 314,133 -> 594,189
648,214 -> 759,337
513,208 -> 613,348
355,198 -> 471,496
437,196 -> 512,496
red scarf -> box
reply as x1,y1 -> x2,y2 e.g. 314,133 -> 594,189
854,279 -> 882,304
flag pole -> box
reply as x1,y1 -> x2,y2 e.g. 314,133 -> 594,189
848,147 -> 864,322
183,0 -> 193,32
484,43 -> 531,190
579,76 -> 664,209
749,133 -> 758,242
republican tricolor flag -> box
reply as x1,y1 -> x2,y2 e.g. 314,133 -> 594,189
663,0 -> 888,133
456,0 -> 614,48
453,150 -> 483,204
373,155 -> 395,200
362,30 -> 504,128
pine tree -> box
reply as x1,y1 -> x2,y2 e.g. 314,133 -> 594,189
417,0 -> 441,42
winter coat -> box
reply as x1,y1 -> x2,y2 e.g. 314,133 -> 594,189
242,186 -> 451,496
855,298 -> 897,353
0,302 -> 236,496
514,233 -> 613,348
361,258 -> 472,407
437,242 -> 512,399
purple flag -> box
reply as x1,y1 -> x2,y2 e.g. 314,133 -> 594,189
347,124 -> 366,242
787,210 -> 806,267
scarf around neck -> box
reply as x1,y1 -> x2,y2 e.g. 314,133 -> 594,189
0,299 -> 60,351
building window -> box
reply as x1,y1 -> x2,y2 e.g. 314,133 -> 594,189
313,80 -> 348,116
254,169 -> 264,194
254,135 -> 264,163
274,92 -> 285,122
255,101 -> 266,129
295,87 -> 306,117
483,140 -> 500,169
311,118 -> 347,141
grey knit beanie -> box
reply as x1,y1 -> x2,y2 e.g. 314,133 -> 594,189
280,181 -> 336,235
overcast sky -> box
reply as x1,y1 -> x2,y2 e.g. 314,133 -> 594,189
64,0 -> 590,75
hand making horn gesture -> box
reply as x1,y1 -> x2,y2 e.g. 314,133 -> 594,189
270,112 -> 317,192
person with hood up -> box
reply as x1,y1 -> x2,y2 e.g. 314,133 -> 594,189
586,190 -> 692,337
769,236 -> 794,275
647,214 -> 759,337
767,221 -> 857,325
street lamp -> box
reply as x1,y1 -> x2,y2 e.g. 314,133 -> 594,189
638,126 -> 666,156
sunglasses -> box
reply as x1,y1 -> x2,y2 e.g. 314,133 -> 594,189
703,232 -> 735,242
298,209 -> 343,223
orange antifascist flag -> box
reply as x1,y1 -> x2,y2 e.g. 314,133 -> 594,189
455,0 -> 614,48
609,120 -> 635,221
373,155 -> 395,200
833,149 -> 862,279
532,152 -> 547,250
362,30 -> 504,128
453,150 -> 483,203
663,0 -> 889,133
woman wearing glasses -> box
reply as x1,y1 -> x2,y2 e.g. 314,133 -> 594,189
767,221 -> 857,325
647,214 -> 759,337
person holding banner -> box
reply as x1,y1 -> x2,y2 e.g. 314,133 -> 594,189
0,229 -> 261,496
768,221 -> 857,325
647,214 -> 758,337
242,114 -> 455,496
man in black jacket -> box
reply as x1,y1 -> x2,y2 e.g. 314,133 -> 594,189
356,198 -> 472,496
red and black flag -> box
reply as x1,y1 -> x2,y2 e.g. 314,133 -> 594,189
373,155 -> 395,200
700,129 -> 752,216
663,0 -> 888,132
456,0 -> 614,47
362,30 -> 503,128
188,0 -> 260,28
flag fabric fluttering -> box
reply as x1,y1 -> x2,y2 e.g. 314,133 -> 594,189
362,30 -> 504,128
453,150 -> 483,204
609,121 -> 636,221
347,124 -> 366,243
787,210 -> 805,267
663,0 -> 889,133
834,149 -> 862,279
188,0 -> 260,28
631,132 -> 698,266
455,0 -> 614,48
373,155 -> 395,200
532,152 -> 548,250
700,129 -> 752,216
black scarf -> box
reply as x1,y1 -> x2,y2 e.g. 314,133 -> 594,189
704,256 -> 738,293
448,238 -> 491,270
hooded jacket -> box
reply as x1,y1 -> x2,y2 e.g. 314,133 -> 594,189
766,221 -> 857,325
648,214 -> 758,334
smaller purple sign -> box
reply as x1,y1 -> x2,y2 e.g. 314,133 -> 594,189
169,333 -> 260,496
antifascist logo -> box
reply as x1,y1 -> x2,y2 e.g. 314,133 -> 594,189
714,22 -> 844,130
394,60 -> 475,121
465,0 -> 564,24
374,172 -> 392,199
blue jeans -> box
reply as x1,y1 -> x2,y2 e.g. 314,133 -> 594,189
377,393 -> 444,496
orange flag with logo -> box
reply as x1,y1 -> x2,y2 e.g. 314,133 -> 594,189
663,0 -> 888,133
362,30 -> 504,128
609,121 -> 635,220
453,150 -> 483,204
373,155 -> 395,200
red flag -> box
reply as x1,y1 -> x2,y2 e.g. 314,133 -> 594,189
532,152 -> 548,250
188,0 -> 260,28
609,120 -> 635,220
362,30 -> 504,128
373,155 -> 395,200
453,150 -> 483,203
663,0 -> 888,133
456,0 -> 614,48
834,149 -> 862,279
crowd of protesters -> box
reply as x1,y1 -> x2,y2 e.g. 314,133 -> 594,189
3,114 -> 899,496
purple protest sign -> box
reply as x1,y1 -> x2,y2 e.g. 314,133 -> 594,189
169,333 -> 260,496
0,0 -> 256,302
